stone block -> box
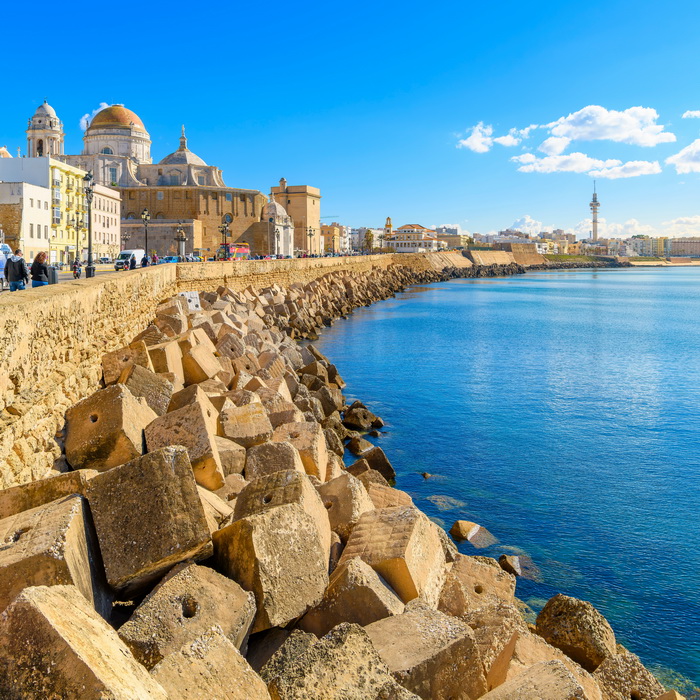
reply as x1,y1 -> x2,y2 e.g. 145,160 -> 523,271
148,339 -> 185,386
338,505 -> 446,607
198,485 -> 234,528
366,483 -> 413,509
233,469 -> 331,558
220,402 -> 274,448
266,622 -> 411,700
272,421 -> 329,482
85,446 -> 212,594
118,364 -> 174,416
259,629 -> 319,685
347,435 -> 372,456
215,436 -> 246,475
245,440 -> 305,480
0,469 -> 98,519
217,333 -> 247,359
450,520 -> 498,548
213,503 -> 328,632
324,427 -> 345,456
102,340 -> 154,386
0,585 -> 167,699
257,387 -> 305,428
214,473 -> 248,503
65,384 -> 157,472
478,660 -> 587,700
182,344 -> 223,386
146,401 -> 225,490
167,384 -> 219,430
268,375 -> 294,402
300,557 -> 404,637
365,601 -> 487,699
361,445 -> 396,481
0,495 -> 111,618
536,593 -> 616,672
316,472 -> 374,541
593,649 -> 665,700
151,626 -> 271,700
342,404 -> 378,431
119,562 -> 255,669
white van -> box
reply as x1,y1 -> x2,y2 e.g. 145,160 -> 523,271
114,249 -> 146,271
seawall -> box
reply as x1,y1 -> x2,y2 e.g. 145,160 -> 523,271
0,252 -> 470,488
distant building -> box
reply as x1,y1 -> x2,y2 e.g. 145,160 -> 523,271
389,224 -> 441,253
590,182 -> 600,242
271,178 -> 322,255
670,238 -> 700,257
321,223 -> 341,253
436,233 -> 470,249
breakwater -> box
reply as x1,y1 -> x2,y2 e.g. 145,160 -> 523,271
0,263 -> 673,698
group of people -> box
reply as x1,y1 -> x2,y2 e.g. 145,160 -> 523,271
1,249 -> 50,291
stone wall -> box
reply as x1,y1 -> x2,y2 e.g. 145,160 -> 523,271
467,250 -> 517,266
0,252 -> 467,488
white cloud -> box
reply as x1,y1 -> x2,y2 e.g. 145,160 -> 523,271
574,217 -> 657,239
456,122 -> 494,153
493,132 -> 521,147
666,139 -> 700,173
538,136 -> 571,155
682,110 -> 700,118
510,214 -> 544,234
548,105 -> 676,147
512,152 -> 621,174
79,102 -> 114,131
661,215 -> 700,236
588,160 -> 661,179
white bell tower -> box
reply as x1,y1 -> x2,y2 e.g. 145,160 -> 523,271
26,100 -> 64,157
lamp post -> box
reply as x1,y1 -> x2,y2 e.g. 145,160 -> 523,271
218,222 -> 230,259
174,222 -> 187,260
378,233 -> 384,253
275,230 -> 280,258
83,171 -> 95,278
141,208 -> 150,259
120,231 -> 131,251
268,217 -> 274,256
67,215 -> 78,265
307,226 -> 314,256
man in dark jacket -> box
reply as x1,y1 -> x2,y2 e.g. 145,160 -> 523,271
4,249 -> 29,292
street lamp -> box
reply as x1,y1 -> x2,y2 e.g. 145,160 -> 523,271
174,222 -> 187,260
141,208 -> 150,259
275,230 -> 281,258
218,222 -> 230,259
67,216 -> 79,265
307,226 -> 314,256
83,171 -> 95,278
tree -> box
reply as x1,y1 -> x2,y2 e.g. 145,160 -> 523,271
363,230 -> 374,252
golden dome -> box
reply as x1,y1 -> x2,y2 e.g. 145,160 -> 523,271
88,105 -> 146,131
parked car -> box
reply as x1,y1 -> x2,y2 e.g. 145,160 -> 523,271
98,257 -> 111,264
114,249 -> 145,270
159,256 -> 179,264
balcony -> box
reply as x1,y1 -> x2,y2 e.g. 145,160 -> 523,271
66,182 -> 74,192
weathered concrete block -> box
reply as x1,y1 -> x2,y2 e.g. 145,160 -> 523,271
220,402 -> 274,448
102,340 -> 154,385
272,421 -> 329,482
215,436 -> 247,475
145,402 -> 225,490
0,495 -> 111,618
233,469 -> 331,559
316,472 -> 374,541
213,503 -> 328,632
299,557 -> 404,637
0,469 -> 98,519
198,485 -> 234,530
536,593 -> 616,672
167,384 -> 219,429
148,339 -> 184,386
119,562 -> 255,669
338,506 -> 446,607
151,625 -> 271,700
449,520 -> 498,548
118,364 -> 174,416
361,445 -> 396,481
257,387 -> 305,428
65,384 -> 157,472
366,483 -> 413,509
0,585 -> 167,699
365,601 -> 487,699
593,649 -> 665,700
182,344 -> 223,386
259,629 -> 319,685
479,660 -> 587,699
245,440 -> 306,480
214,473 -> 248,503
85,446 -> 212,595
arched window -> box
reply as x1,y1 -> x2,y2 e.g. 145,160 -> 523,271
36,140 -> 44,157
155,212 -> 165,219
126,212 -> 136,219
101,147 -> 113,155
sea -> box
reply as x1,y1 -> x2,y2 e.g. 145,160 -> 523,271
312,266 -> 700,694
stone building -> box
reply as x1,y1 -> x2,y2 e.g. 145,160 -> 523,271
243,194 -> 295,257
321,223 -> 340,253
26,101 -> 64,158
271,178 -> 321,255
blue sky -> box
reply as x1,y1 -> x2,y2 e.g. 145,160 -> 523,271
3,0 -> 700,237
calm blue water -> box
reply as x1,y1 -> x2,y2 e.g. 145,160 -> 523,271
314,268 -> 700,692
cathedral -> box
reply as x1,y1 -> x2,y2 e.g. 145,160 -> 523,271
22,102 -> 305,256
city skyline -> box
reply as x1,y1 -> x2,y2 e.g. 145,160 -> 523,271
2,0 -> 700,236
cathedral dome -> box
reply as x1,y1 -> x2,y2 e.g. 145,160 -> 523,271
88,105 -> 146,132
263,195 -> 291,223
159,127 -> 207,166
34,101 -> 57,118
0,146 -> 12,158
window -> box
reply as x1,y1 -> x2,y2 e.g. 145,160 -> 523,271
30,199 -> 34,207
157,191 -> 164,200
226,192 -> 232,201
169,174 -> 179,186
44,201 -> 48,210
30,224 -> 34,237
109,167 -> 118,184
198,176 -> 205,186
101,147 -> 113,155
45,225 -> 49,238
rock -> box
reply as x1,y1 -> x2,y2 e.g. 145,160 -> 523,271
299,557 -> 404,637
272,422 -> 329,482
245,441 -> 306,481
433,524 -> 458,563
0,585 -> 167,699
148,339 -> 185,387
324,428 -> 345,457
213,503 -> 328,632
0,469 -> 98,519
342,405 -> 378,431
118,364 -> 174,416
498,554 -> 540,581
366,483 -> 413,509
65,384 -> 157,471
259,629 -> 319,685
365,601 -> 487,699
347,435 -> 372,456
359,446 -> 396,481
316,472 -> 375,542
0,495 -> 111,618
85,446 -> 212,595
329,530 -> 344,574
478,659 -> 587,700
151,625 -> 271,700
102,340 -> 154,385
118,562 -> 255,669
656,692 -> 685,700
220,403 -> 274,448
198,485 -> 234,530
215,436 -> 247,475
536,593 -> 616,672
145,401 -> 225,491
257,387 -> 305,428
450,520 -> 498,548
214,473 -> 248,503
266,622 -> 410,700
593,649 -> 665,700
338,505 -> 446,607
167,384 -> 219,431
426,494 -> 465,511
182,344 -> 223,386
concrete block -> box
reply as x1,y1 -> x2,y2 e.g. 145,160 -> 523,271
182,344 -> 223,386
361,445 -> 396,481
220,402 -> 274,448
198,485 -> 234,529
118,364 -> 174,416
167,384 -> 219,431
65,384 -> 157,472
316,472 -> 374,542
366,483 -> 413,509
593,649 -> 665,700
102,340 -> 154,386
148,339 -> 184,386
215,436 -> 246,475
257,387 -> 305,428
119,562 -> 255,669
272,421 -> 329,482
245,440 -> 305,481
85,446 -> 212,595
479,660 -> 587,700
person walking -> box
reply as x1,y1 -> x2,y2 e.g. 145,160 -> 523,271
4,249 -> 29,291
0,251 -> 6,291
30,251 -> 49,288
129,254 -> 137,270
141,253 -> 150,267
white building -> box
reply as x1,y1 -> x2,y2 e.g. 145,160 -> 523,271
0,181 -> 52,262
389,224 -> 441,253
92,184 -> 122,260
261,194 -> 295,257
350,227 -> 383,251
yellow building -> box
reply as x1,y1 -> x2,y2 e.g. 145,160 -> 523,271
49,160 -> 89,265
321,224 -> 340,253
271,178 -> 321,255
